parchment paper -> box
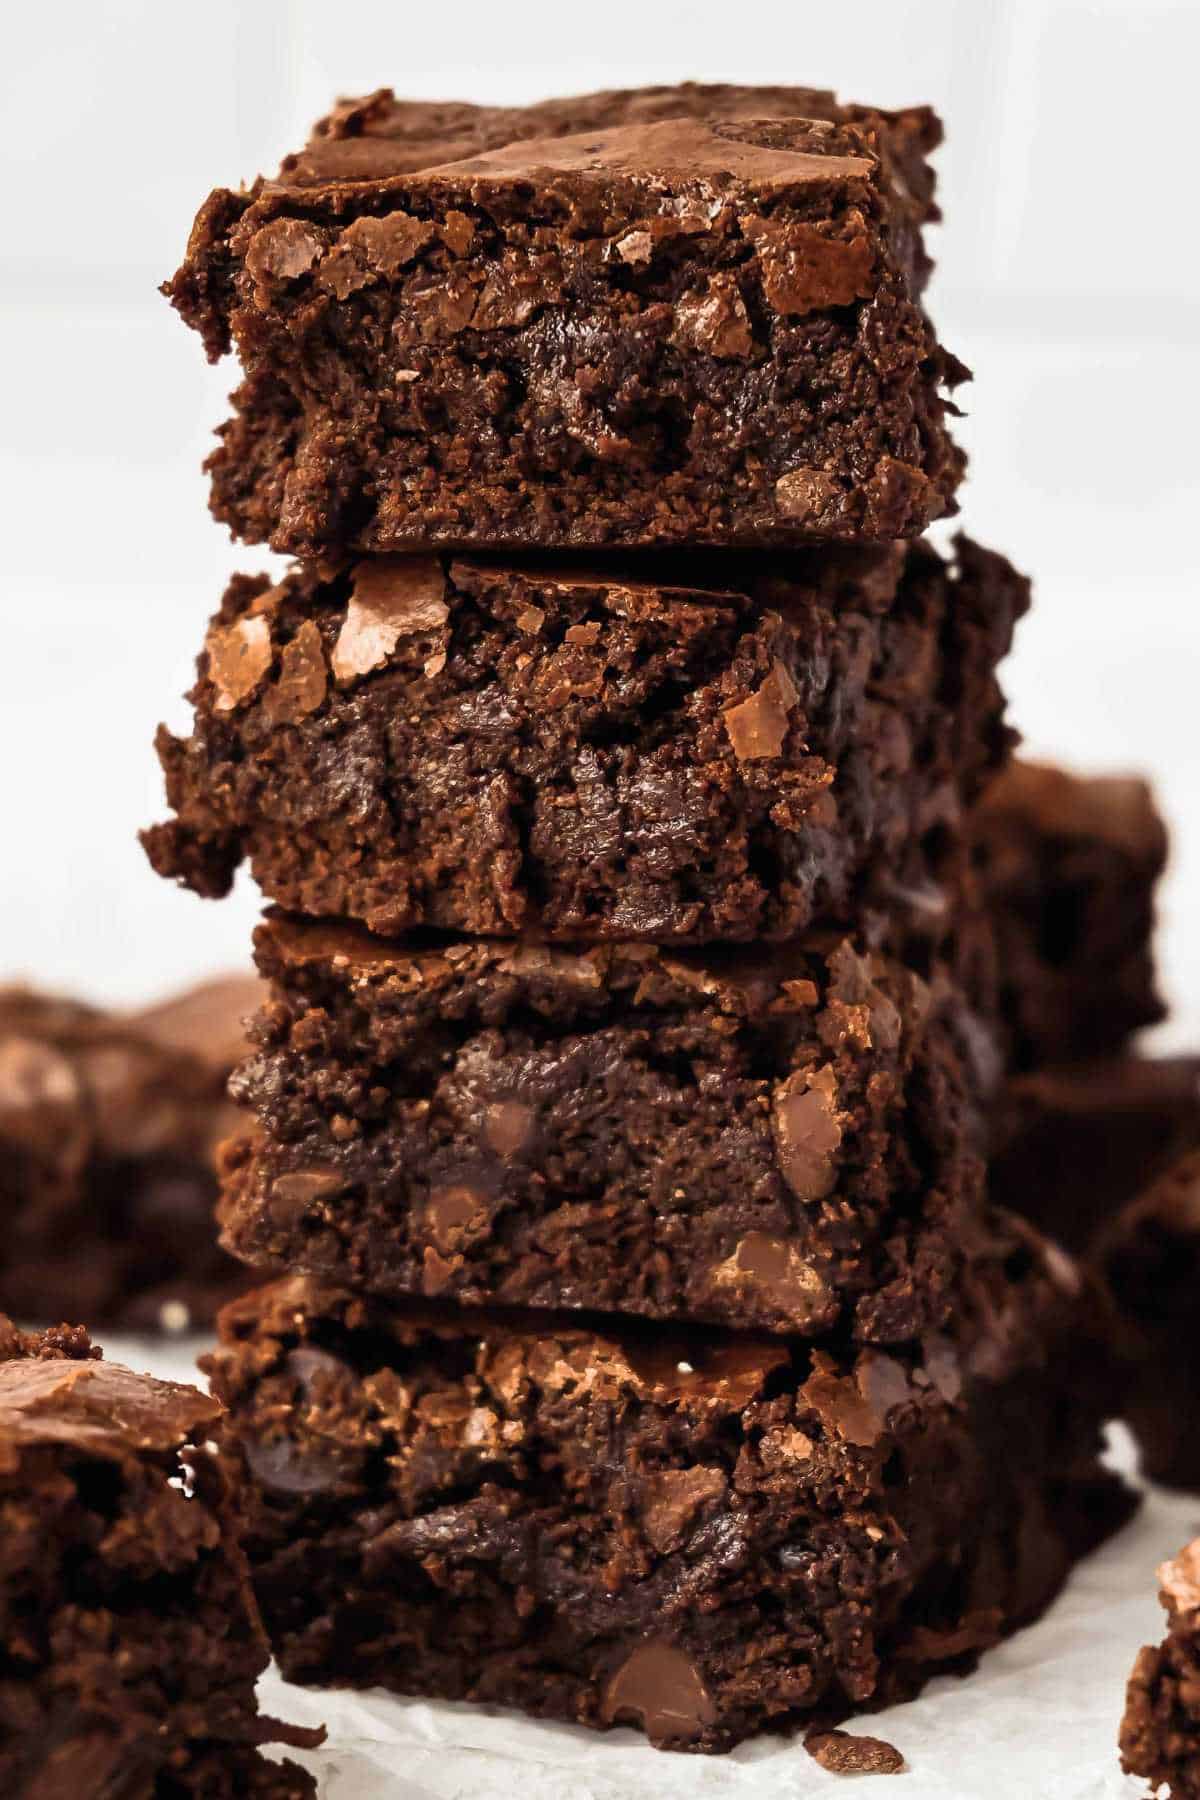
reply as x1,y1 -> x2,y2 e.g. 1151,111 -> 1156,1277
117,1333 -> 1198,1799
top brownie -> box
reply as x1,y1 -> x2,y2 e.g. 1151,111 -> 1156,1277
169,83 -> 965,554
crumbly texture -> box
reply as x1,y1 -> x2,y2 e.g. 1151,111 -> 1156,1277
204,1231 -> 1132,1755
1121,1540 -> 1200,1797
219,913 -> 987,1341
971,760 -> 1167,1070
0,1317 -> 319,1797
1095,1148 -> 1200,1492
167,85 -> 966,554
143,536 -> 1025,943
0,977 -> 262,1333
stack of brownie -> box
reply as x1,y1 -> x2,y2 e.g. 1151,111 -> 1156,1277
144,83 -> 1133,1753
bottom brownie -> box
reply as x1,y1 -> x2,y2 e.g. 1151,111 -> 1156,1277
1121,1539 -> 1200,1798
206,1215 -> 1132,1754
0,1316 -> 318,1797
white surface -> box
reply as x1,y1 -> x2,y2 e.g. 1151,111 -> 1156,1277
119,1332 -> 1200,1799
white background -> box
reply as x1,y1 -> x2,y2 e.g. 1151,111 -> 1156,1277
5,9 -> 1200,1794
3,0 -> 1199,1036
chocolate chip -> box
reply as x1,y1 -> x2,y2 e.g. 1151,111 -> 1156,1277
600,1642 -> 716,1743
722,662 -> 800,760
745,215 -> 876,315
640,1466 -> 727,1553
245,218 -> 324,284
332,559 -> 449,682
262,620 -> 328,725
773,1065 -> 844,1200
205,615 -> 273,712
775,467 -> 839,521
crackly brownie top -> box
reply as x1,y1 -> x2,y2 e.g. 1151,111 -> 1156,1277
0,1355 -> 220,1465
272,81 -> 938,194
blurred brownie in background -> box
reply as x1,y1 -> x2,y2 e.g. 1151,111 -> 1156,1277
972,760 -> 1166,1070
0,1312 -> 319,1793
0,973 -> 261,1333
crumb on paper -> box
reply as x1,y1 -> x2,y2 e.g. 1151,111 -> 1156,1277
804,1727 -> 905,1774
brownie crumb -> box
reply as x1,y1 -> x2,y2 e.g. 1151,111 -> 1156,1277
806,1728 -> 906,1773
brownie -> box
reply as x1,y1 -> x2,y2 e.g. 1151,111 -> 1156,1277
0,1316 -> 319,1796
1094,1148 -> 1200,1491
0,975 -> 262,1333
217,912 -> 988,1342
989,1056 -> 1200,1489
167,83 -> 966,555
203,1215 -> 1133,1755
143,535 -> 1025,943
990,1056 -> 1200,1253
971,760 -> 1167,1070
1121,1540 -> 1200,1797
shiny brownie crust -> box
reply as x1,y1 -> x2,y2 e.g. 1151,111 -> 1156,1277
168,86 -> 965,554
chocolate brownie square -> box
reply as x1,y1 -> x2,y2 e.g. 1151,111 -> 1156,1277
167,84 -> 965,555
0,1317 -> 319,1795
217,913 -> 986,1341
0,977 -> 263,1332
971,761 -> 1167,1070
203,1214 -> 1132,1753
1121,1540 -> 1200,1796
143,536 -> 1025,943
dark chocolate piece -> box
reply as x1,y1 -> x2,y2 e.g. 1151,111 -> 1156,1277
144,537 -> 1025,943
167,84 -> 965,554
218,914 -> 987,1341
0,976 -> 262,1332
972,761 -> 1167,1070
204,1223 -> 1132,1754
1121,1540 -> 1200,1797
0,1316 -> 319,1796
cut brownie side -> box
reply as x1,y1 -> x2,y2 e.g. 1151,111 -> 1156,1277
204,1222 -> 1131,1755
218,914 -> 984,1342
0,977 -> 262,1332
971,761 -> 1167,1070
168,86 -> 965,554
0,1320 -> 319,1796
1121,1540 -> 1200,1797
143,537 -> 1026,943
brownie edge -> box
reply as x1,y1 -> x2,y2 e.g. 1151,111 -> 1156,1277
0,1316 -> 320,1796
205,1237 -> 1131,1754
